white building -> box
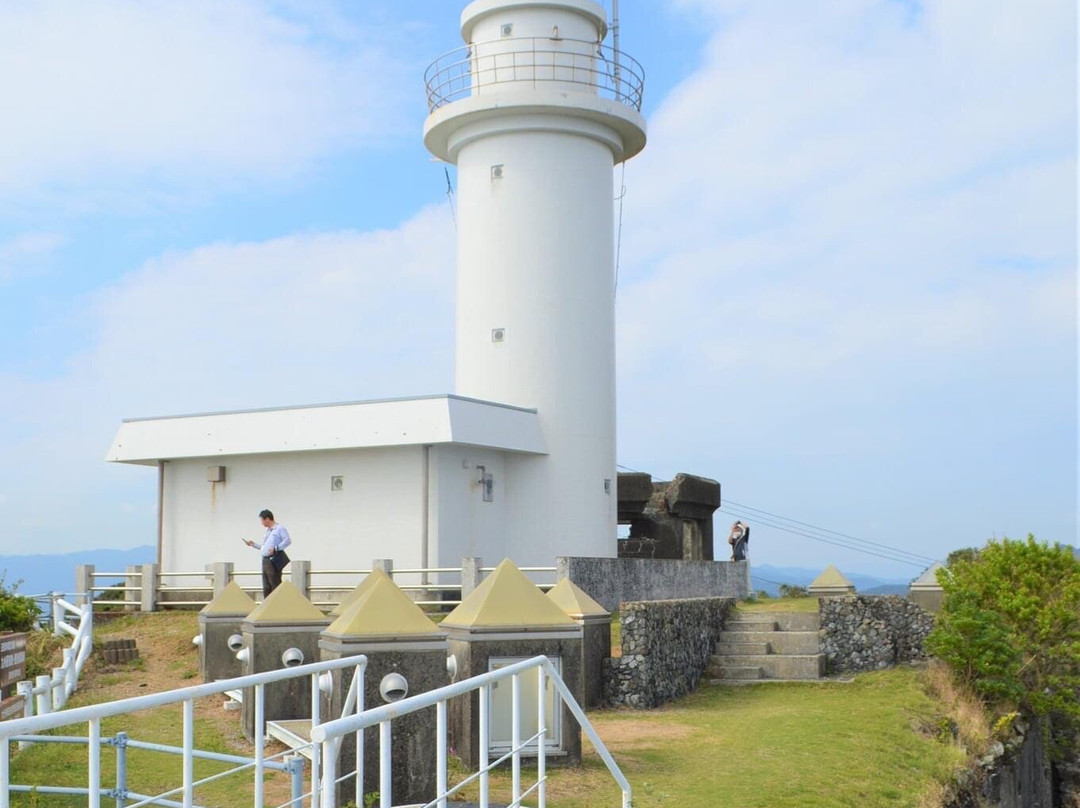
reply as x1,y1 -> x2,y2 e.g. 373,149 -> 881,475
107,0 -> 647,575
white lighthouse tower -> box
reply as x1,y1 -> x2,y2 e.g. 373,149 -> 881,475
107,0 -> 648,575
424,0 -> 647,559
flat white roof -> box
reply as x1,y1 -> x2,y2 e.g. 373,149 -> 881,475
107,394 -> 547,465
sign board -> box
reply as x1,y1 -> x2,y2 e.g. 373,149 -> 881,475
0,693 -> 25,722
0,633 -> 27,698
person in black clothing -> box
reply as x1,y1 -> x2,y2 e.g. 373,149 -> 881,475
727,520 -> 750,562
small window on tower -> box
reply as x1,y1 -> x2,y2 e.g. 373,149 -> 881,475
500,23 -> 513,37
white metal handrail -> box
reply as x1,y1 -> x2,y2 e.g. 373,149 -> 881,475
311,655 -> 632,808
1,654 -> 369,808
79,561 -> 560,612
424,36 -> 645,112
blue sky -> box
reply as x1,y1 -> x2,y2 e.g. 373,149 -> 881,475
0,0 -> 1075,579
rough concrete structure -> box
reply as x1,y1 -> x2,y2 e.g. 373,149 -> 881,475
240,582 -> 330,740
197,582 -> 255,682
808,565 -> 856,597
557,556 -> 749,612
546,578 -> 611,710
603,597 -> 733,708
443,560 -> 584,768
818,595 -> 934,673
708,611 -> 824,681
908,562 -> 945,613
319,575 -> 448,806
328,568 -> 392,618
617,473 -> 721,561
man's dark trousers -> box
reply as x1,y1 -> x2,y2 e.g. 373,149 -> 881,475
262,556 -> 283,597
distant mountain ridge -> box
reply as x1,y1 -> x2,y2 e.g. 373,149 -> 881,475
0,546 -> 155,598
751,563 -> 915,596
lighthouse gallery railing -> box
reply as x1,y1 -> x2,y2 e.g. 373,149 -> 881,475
424,37 -> 644,112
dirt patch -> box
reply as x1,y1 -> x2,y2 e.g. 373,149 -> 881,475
589,717 -> 696,750
84,614 -> 297,805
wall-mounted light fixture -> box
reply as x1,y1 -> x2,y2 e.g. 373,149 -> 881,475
476,465 -> 494,503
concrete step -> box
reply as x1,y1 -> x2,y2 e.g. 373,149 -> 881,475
732,612 -> 821,631
724,619 -> 778,632
714,665 -> 766,680
715,641 -> 771,656
709,653 -> 825,680
266,719 -> 314,761
718,630 -> 820,655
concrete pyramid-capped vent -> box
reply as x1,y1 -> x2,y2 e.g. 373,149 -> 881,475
246,582 -> 327,623
546,578 -> 609,619
200,581 -> 256,616
809,565 -> 856,592
324,576 -> 443,639
910,561 -> 945,590
442,559 -> 578,631
330,568 -> 392,617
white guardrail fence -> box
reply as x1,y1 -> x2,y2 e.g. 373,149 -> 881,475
79,562 -> 558,612
14,594 -> 93,722
1,650 -> 632,808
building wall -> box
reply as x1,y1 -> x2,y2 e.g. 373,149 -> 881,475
557,557 -> 750,612
160,443 -> 626,578
428,445 -> 509,573
161,447 -> 427,579
453,115 -> 619,561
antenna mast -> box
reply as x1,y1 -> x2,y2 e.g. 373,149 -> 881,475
611,0 -> 621,90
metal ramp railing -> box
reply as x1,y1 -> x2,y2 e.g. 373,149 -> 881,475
311,655 -> 632,808
0,655 -> 369,808
1,655 -> 631,808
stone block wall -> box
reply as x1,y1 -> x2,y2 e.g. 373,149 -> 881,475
602,597 -> 733,708
559,556 -> 749,612
819,595 -> 934,673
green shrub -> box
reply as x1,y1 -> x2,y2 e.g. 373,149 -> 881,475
926,536 -> 1080,733
779,584 -> 809,599
0,571 -> 41,633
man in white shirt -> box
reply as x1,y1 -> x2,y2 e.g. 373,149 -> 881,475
244,509 -> 292,597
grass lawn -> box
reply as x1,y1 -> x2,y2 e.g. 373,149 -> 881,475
8,612 -> 295,808
10,613 -> 964,808
737,596 -> 821,613
450,668 -> 964,808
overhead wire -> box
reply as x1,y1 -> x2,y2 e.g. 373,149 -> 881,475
444,166 -> 457,230
721,504 -> 929,568
723,498 -> 936,564
615,463 -> 935,568
613,162 -> 627,294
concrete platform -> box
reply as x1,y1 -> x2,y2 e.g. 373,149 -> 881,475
723,619 -> 778,632
713,665 -> 766,680
715,641 -> 771,655
708,653 -> 825,680
266,719 -> 314,761
717,630 -> 820,655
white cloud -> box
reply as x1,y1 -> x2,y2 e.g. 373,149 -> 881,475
0,232 -> 66,283
0,206 -> 455,552
614,0 -> 1076,571
0,2 -> 412,208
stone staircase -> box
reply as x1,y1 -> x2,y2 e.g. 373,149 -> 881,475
707,611 -> 825,681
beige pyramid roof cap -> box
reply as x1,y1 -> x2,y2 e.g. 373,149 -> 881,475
246,581 -> 327,623
442,559 -> 577,631
330,568 -> 392,617
809,564 -> 855,590
200,581 -> 256,616
324,576 -> 442,638
910,561 -> 944,589
546,578 -> 609,618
